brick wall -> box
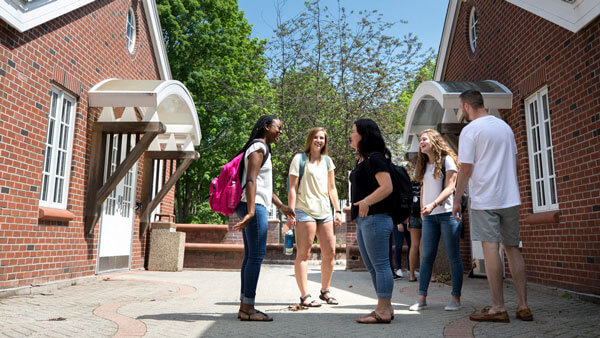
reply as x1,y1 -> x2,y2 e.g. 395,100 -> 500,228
0,0 -> 173,289
442,0 -> 600,294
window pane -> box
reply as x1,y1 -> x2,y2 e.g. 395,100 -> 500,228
536,181 -> 542,206
550,177 -> 557,204
535,126 -> 541,153
41,174 -> 49,201
538,154 -> 544,179
534,153 -> 540,178
547,149 -> 554,175
534,100 -> 539,125
540,179 -> 546,206
542,94 -> 549,120
50,92 -> 58,118
545,122 -> 551,148
44,145 -> 52,172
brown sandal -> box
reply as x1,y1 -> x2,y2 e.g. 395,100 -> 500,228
239,309 -> 273,322
356,311 -> 392,324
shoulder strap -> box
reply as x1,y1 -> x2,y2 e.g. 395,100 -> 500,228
297,152 -> 307,186
324,155 -> 330,170
239,139 -> 270,187
441,155 -> 446,182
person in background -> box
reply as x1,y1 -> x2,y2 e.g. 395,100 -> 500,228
284,127 -> 343,308
389,220 -> 411,279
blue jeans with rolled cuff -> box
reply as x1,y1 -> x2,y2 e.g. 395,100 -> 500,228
418,212 -> 463,297
356,213 -> 394,299
235,202 -> 268,306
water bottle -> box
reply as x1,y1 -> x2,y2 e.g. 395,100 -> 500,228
284,229 -> 294,255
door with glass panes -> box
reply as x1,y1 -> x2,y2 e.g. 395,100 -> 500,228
98,134 -> 137,272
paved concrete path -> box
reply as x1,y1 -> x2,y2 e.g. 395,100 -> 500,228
0,265 -> 598,337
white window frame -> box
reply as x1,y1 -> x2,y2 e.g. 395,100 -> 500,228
126,7 -> 136,53
39,88 -> 77,209
469,7 -> 478,53
525,87 -> 559,213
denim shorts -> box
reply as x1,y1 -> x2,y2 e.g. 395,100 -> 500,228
408,215 -> 422,229
295,208 -> 333,223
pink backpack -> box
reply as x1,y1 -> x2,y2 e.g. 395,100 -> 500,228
209,140 -> 270,215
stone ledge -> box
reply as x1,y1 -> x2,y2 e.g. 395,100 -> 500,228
176,224 -> 229,232
185,243 -> 244,252
38,207 -> 75,221
524,210 -> 560,225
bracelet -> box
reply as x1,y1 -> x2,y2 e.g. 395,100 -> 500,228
335,210 -> 342,214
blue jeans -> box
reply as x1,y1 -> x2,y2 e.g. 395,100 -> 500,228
389,222 -> 411,271
236,202 -> 268,306
419,212 -> 464,297
356,213 -> 394,299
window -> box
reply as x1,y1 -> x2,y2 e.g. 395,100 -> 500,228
40,89 -> 76,209
126,7 -> 136,53
525,87 -> 558,212
469,7 -> 479,53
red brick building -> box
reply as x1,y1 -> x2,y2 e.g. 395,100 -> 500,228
0,0 -> 200,293
403,0 -> 599,295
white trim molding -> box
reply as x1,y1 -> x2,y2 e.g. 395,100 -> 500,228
507,0 -> 600,33
434,0 -> 461,81
0,0 -> 94,33
142,0 -> 171,80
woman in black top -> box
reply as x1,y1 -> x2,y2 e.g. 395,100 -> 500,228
349,119 -> 395,324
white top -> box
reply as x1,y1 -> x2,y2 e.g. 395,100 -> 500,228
458,115 -> 521,210
289,154 -> 335,219
422,156 -> 457,215
241,142 -> 272,208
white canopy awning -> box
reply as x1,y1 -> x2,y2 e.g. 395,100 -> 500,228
89,79 -> 202,147
403,80 -> 512,152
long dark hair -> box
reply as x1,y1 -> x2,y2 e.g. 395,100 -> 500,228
240,115 -> 277,154
354,118 -> 391,160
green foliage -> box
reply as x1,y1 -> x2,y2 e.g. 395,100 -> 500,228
159,0 -> 434,223
158,0 -> 274,223
268,0 -> 434,201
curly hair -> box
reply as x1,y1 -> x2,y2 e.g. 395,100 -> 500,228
414,129 -> 459,183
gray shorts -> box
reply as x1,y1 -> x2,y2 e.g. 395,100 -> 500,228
469,205 -> 520,246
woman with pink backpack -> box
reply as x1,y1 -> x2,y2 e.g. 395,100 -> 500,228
233,115 -> 295,322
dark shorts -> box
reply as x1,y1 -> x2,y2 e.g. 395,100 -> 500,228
408,215 -> 422,229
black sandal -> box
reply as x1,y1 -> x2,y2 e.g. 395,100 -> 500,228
239,309 -> 273,322
319,290 -> 339,305
300,294 -> 322,307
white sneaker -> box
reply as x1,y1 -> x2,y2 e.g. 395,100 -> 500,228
409,301 -> 427,311
444,301 -> 461,311
397,269 -> 403,278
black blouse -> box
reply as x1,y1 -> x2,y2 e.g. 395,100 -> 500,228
349,152 -> 393,220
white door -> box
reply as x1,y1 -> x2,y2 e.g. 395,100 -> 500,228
98,135 -> 137,272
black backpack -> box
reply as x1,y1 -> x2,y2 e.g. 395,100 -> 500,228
389,162 -> 413,224
410,181 -> 421,217
365,152 -> 412,225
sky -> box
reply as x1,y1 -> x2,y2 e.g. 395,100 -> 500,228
238,0 -> 449,54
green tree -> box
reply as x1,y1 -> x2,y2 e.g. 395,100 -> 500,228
158,0 -> 274,223
268,0 -> 433,202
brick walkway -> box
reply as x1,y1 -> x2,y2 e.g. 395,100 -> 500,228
0,265 -> 598,337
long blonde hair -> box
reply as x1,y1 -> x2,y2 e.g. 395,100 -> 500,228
415,129 -> 459,183
303,127 -> 328,156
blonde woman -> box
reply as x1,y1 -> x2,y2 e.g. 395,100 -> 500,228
285,127 -> 342,307
408,129 -> 464,312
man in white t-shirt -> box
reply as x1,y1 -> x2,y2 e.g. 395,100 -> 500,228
453,90 -> 533,323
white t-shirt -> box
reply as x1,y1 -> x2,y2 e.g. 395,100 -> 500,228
289,154 -> 335,219
458,115 -> 521,210
240,142 -> 272,208
422,156 -> 457,215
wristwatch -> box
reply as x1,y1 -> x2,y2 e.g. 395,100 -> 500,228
335,210 -> 342,214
